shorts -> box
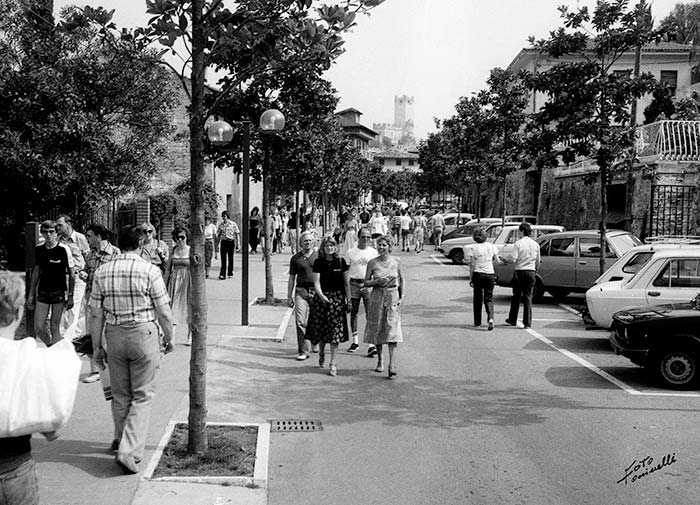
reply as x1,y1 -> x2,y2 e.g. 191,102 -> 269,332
37,290 -> 66,304
401,230 -> 410,237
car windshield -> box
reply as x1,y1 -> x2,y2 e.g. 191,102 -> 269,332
621,251 -> 654,275
609,233 -> 642,255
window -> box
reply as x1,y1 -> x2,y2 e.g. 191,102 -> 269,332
622,252 -> 654,275
506,230 -> 518,244
579,237 -> 616,258
408,159 -> 415,166
396,158 -> 402,166
653,259 -> 700,288
545,237 -> 575,257
378,158 -> 384,165
660,70 -> 678,96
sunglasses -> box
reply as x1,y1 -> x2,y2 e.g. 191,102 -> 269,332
176,236 -> 186,240
146,230 -> 154,234
41,229 -> 57,234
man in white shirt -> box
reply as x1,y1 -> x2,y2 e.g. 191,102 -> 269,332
430,210 -> 445,250
399,210 -> 412,252
369,210 -> 386,240
203,216 -> 218,278
503,222 -> 541,328
344,228 -> 379,356
56,214 -> 89,341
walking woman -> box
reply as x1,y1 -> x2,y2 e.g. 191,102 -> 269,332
306,236 -> 351,377
249,206 -> 262,254
465,227 -> 500,330
164,227 -> 192,345
364,235 -> 404,378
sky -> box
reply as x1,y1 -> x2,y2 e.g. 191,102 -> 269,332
53,0 -> 691,139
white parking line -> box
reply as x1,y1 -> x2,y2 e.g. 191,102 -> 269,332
524,327 -> 700,398
557,303 -> 581,316
430,254 -> 447,267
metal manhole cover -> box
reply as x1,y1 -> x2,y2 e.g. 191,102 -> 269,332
270,420 -> 323,432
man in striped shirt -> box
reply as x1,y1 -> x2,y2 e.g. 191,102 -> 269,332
88,225 -> 174,475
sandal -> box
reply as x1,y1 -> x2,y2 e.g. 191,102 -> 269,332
388,365 -> 397,379
329,364 -> 337,376
375,361 -> 384,373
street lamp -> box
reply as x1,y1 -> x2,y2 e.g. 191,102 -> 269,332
205,109 -> 284,325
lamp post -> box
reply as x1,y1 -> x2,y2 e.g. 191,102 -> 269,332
206,108 -> 284,324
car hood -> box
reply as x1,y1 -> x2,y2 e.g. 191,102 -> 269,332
613,302 -> 699,323
442,237 -> 475,246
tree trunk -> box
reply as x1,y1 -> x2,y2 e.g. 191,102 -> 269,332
263,144 -> 274,303
599,163 -> 609,276
187,0 -> 207,455
501,174 -> 507,225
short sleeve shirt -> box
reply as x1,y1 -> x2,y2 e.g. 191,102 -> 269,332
514,236 -> 541,271
312,257 -> 349,293
289,251 -> 318,288
466,242 -> 499,274
35,244 -> 70,292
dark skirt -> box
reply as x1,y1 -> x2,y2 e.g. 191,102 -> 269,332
306,290 -> 349,345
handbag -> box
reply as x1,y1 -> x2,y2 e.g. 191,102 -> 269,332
0,337 -> 81,437
72,333 -> 93,355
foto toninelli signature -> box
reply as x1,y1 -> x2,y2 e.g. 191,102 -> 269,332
617,453 -> 677,485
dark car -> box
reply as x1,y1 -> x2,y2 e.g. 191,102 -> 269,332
609,294 -> 700,389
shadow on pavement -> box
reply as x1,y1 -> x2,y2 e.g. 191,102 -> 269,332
32,439 -> 131,478
544,366 -> 621,389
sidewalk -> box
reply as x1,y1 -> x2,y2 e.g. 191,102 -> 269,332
33,251 -> 294,505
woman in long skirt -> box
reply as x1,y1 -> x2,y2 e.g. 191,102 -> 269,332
363,235 -> 405,378
164,227 -> 191,345
305,236 -> 351,376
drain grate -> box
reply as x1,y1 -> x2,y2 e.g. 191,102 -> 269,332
270,420 -> 323,432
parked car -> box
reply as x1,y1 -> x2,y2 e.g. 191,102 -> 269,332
609,294 -> 700,389
587,248 -> 700,328
494,229 -> 642,300
465,215 -> 537,227
427,213 -> 474,244
439,222 -> 519,264
492,225 -> 566,262
442,223 -> 480,241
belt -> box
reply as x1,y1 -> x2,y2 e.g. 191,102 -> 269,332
350,278 -> 364,283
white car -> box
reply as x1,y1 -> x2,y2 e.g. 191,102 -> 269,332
586,248 -> 700,328
491,224 -> 565,263
439,222 -> 519,264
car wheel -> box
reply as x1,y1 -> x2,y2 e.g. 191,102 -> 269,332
450,249 -> 465,264
533,278 -> 544,303
548,288 -> 570,300
651,347 -> 699,389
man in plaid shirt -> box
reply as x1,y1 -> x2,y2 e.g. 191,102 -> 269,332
88,225 -> 174,475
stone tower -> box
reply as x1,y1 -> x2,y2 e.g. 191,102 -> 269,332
394,95 -> 415,128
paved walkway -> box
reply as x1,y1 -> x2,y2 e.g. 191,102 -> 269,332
33,251 -> 294,505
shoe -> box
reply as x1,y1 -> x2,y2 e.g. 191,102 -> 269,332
115,454 -> 139,474
524,325 -> 531,329
319,354 -> 325,368
227,275 -> 233,278
329,364 -> 337,376
110,439 -> 119,453
388,366 -> 397,379
367,346 -> 377,358
185,336 -> 192,346
488,320 -> 494,331
218,275 -> 225,280
296,353 -> 309,361
347,343 -> 359,353
82,372 -> 100,384
375,361 -> 384,373
505,318 -> 516,326
474,324 -> 481,328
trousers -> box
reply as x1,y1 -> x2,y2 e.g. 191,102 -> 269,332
294,287 -> 314,354
105,321 -> 161,462
508,270 -> 536,327
0,458 -> 39,505
472,272 -> 495,326
219,240 -> 235,277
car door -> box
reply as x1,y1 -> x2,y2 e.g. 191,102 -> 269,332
646,258 -> 700,305
539,236 -> 576,289
576,236 -> 617,289
498,229 -> 519,262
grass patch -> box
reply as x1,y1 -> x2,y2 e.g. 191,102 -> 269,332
153,423 -> 257,478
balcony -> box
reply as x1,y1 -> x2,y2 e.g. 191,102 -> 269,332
636,120 -> 700,162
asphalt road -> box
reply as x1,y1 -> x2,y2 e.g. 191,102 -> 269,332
223,249 -> 700,505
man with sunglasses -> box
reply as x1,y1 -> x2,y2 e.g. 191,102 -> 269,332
344,227 -> 379,356
27,220 -> 75,346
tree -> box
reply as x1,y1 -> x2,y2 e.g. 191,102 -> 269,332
659,1 -> 700,44
135,0 -> 385,454
0,3 -> 176,268
524,0 -> 660,274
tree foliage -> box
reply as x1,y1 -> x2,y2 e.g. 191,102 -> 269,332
659,1 -> 700,44
0,3 -> 177,268
524,0 -> 661,273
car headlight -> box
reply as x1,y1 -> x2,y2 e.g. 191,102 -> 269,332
614,313 -> 635,323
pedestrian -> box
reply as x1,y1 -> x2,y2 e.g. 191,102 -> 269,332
412,210 -> 427,253
287,209 -> 298,254
369,209 -> 386,240
503,222 -> 541,329
1,271 -> 81,505
203,215 -> 218,278
26,220 -> 75,346
430,209 -> 445,250
82,224 -> 121,384
56,214 -> 89,341
466,227 -> 500,330
287,231 -> 318,361
359,206 -> 371,225
164,227 -> 192,345
139,222 -> 169,275
344,227 -> 379,356
249,207 -> 262,254
306,236 -> 351,377
340,208 -> 359,256
217,211 -> 240,280
272,207 -> 282,253
399,209 -> 412,252
363,235 -> 404,378
88,225 -> 174,474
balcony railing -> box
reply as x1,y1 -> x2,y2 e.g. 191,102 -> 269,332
636,120 -> 700,161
